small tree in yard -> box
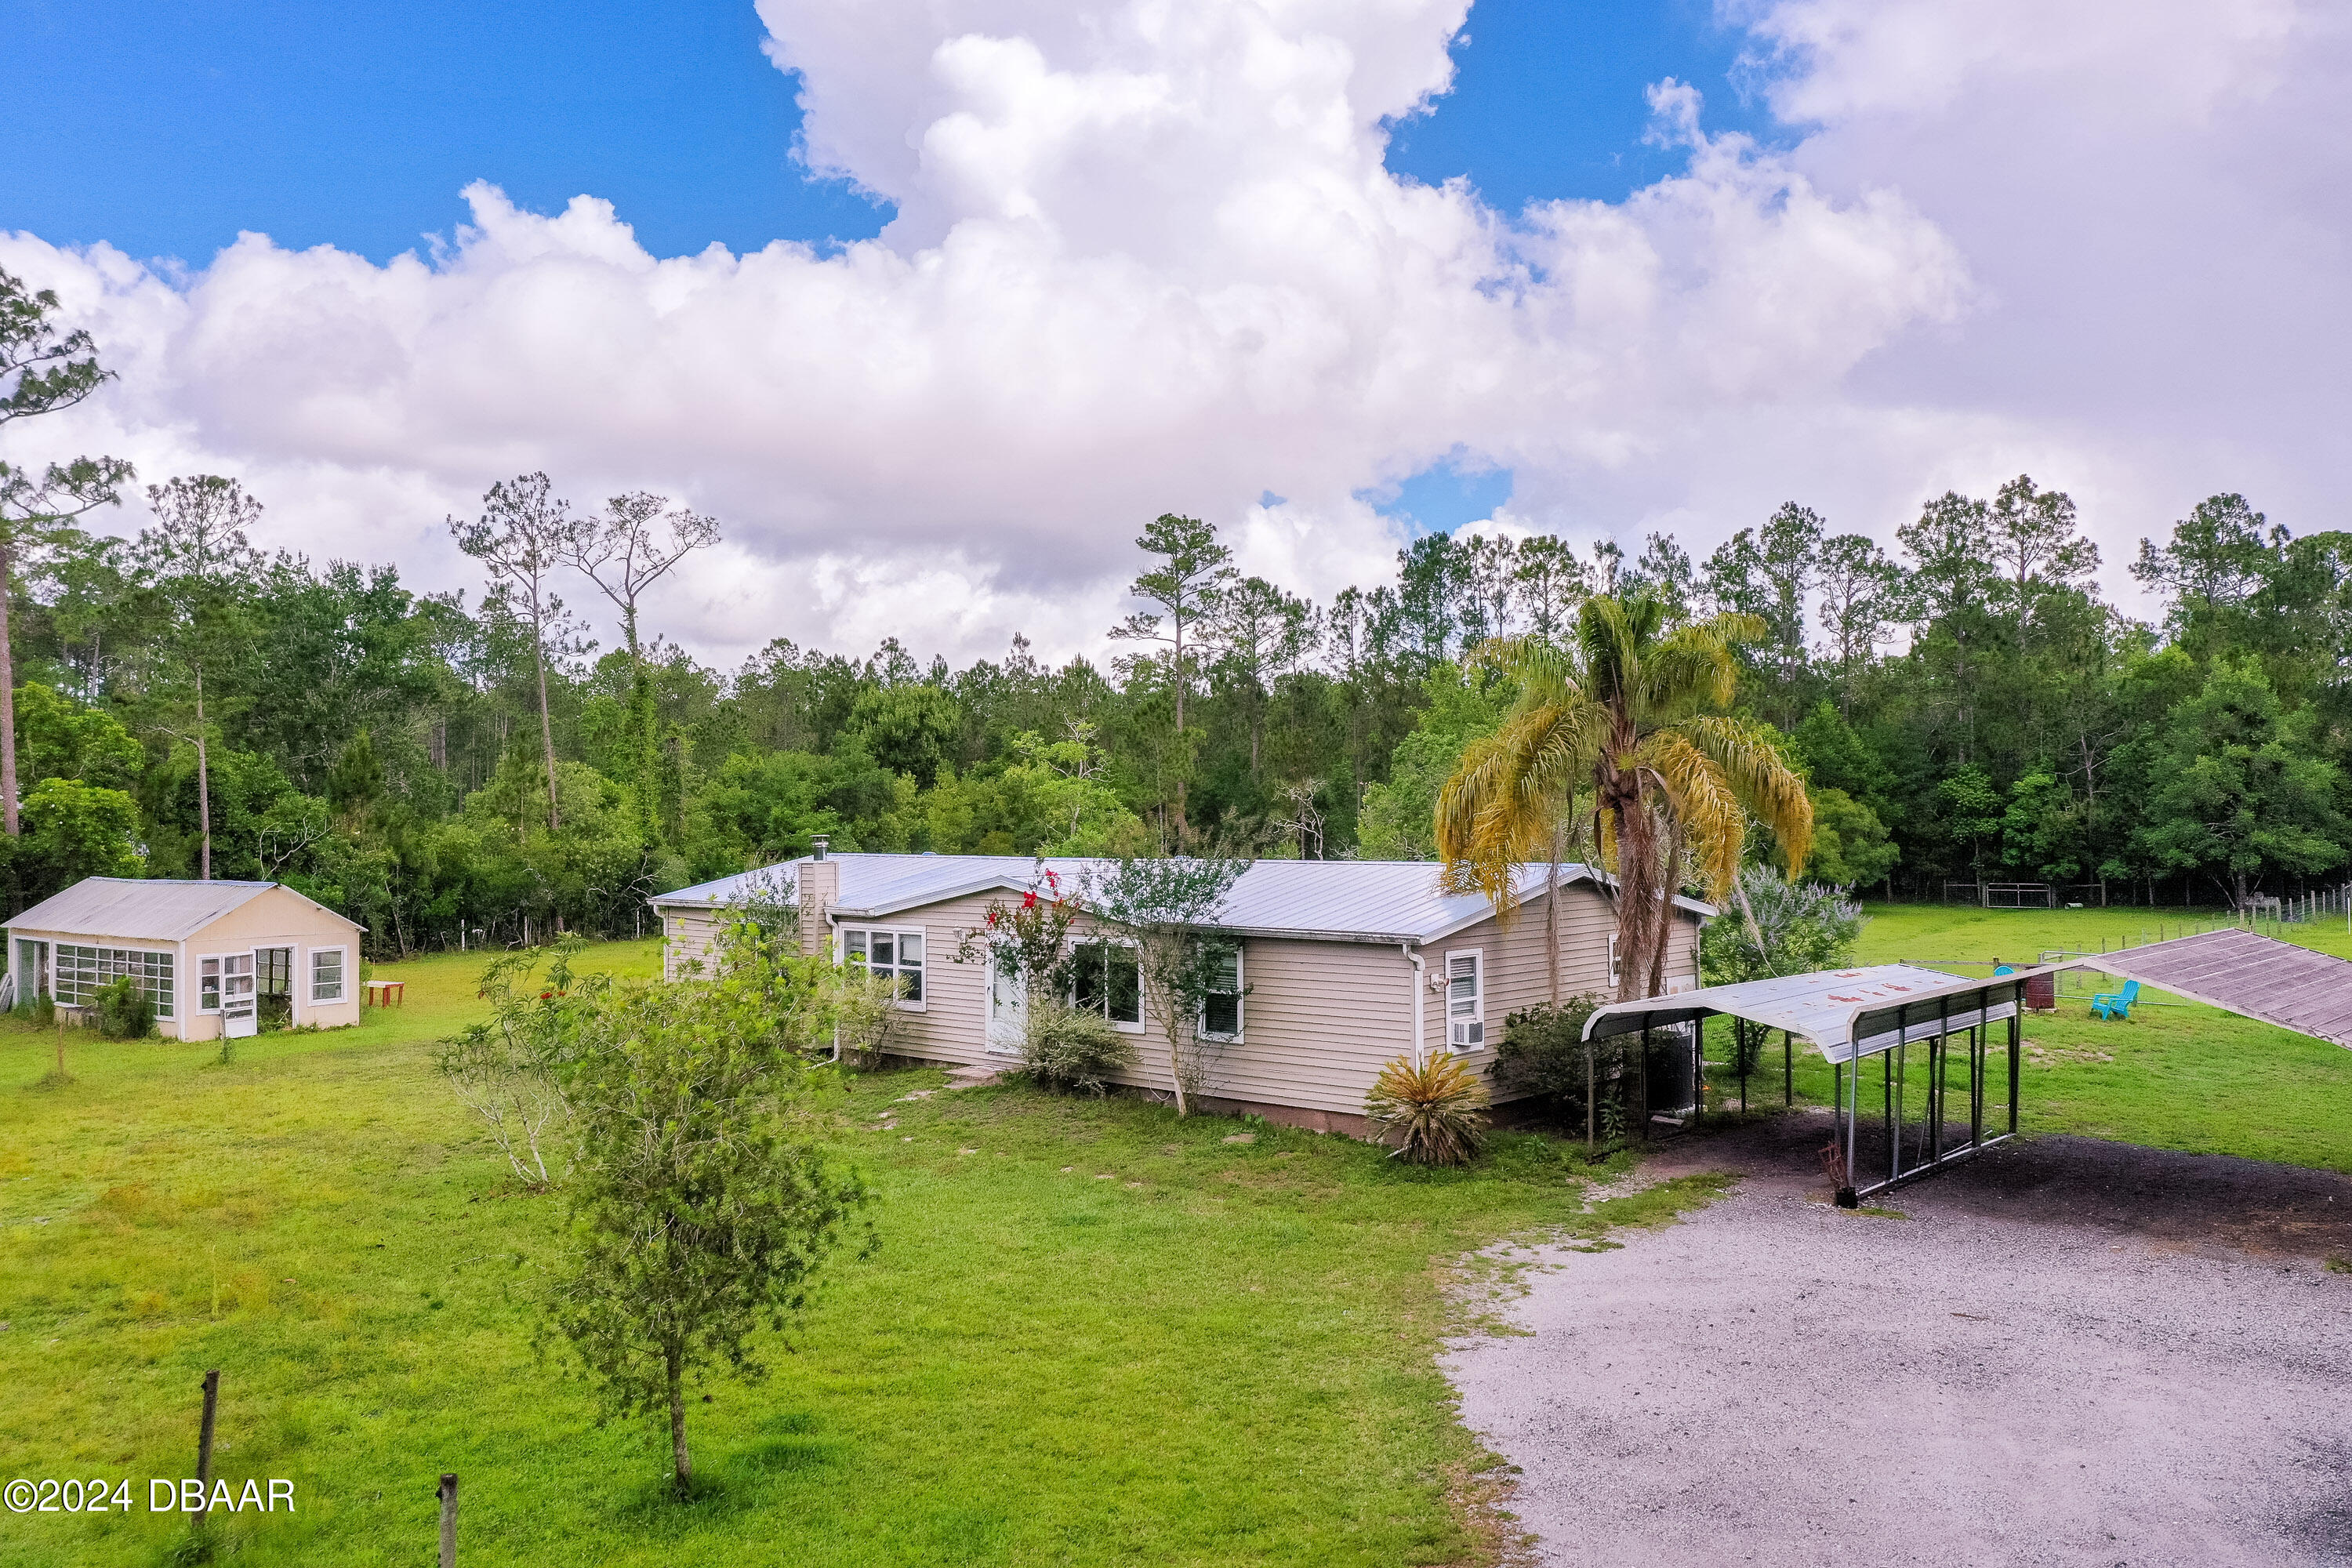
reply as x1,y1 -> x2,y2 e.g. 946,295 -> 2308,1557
1085,855 -> 1249,1116
543,914 -> 869,1497
434,937 -> 607,1189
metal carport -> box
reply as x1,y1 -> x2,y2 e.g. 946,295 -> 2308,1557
1584,963 -> 2067,1206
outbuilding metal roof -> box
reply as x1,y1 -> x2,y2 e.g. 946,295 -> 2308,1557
1584,963 -> 2059,1064
2074,927 -> 2352,1048
652,852 -> 1715,946
6,878 -> 296,943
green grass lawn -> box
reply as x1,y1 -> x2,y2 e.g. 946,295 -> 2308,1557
9,907 -> 2350,1566
1699,902 -> 2352,1174
0,941 -> 1721,1568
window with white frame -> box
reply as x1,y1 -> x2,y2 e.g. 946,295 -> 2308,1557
1446,950 -> 1485,1047
842,927 -> 926,1005
310,946 -> 347,1004
55,944 -> 174,1018
1070,939 -> 1143,1030
1196,943 -> 1243,1040
200,956 -> 223,1012
1608,934 -> 1621,988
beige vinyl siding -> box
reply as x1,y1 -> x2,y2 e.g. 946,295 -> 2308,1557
832,889 -> 1000,1066
663,909 -> 726,982
666,875 -> 1709,1124
817,891 -> 1420,1116
1123,935 -> 1416,1116
1428,886 -> 1706,1085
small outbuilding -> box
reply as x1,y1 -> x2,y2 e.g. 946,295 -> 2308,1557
5,877 -> 365,1040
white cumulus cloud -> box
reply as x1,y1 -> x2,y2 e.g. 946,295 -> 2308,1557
3,0 -> 2336,663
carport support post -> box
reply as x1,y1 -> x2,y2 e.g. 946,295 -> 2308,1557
1833,1060 -> 1857,1207
1933,996 -> 1951,1166
1638,1021 -> 1651,1140
2008,990 -> 2021,1136
1584,1044 -> 1596,1153
1783,1029 -> 1792,1108
1893,1003 -> 1908,1184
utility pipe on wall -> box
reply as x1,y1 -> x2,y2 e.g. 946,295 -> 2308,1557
1403,942 -> 1426,1068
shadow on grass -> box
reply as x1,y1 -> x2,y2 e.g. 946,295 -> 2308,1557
608,1411 -> 853,1527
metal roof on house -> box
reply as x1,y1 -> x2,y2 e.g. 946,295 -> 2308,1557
1583,963 -> 2061,1065
652,852 -> 1715,946
5,877 -> 361,943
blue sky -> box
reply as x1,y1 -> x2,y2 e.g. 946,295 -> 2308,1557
5,0 -> 1784,543
4,0 -> 2334,663
2,0 -> 1776,265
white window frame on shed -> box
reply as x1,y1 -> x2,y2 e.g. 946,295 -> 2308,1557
838,925 -> 928,1009
1196,942 -> 1243,1042
1445,949 -> 1486,1049
1608,934 -> 1621,989
310,945 -> 349,1005
54,943 -> 176,1020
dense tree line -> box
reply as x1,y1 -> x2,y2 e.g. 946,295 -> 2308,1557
5,267 -> 2343,954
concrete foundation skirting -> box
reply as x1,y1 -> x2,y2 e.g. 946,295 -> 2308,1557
1189,1095 -> 1373,1141
872,1052 -> 1384,1140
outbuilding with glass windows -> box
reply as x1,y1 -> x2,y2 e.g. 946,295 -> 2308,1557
5,877 -> 365,1040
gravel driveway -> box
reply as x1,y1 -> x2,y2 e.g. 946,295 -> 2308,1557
1446,1120 -> 2352,1567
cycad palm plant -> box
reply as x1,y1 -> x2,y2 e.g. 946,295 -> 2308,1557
1438,594 -> 1812,1002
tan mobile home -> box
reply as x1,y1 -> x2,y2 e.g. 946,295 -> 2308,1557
652,850 -> 1710,1135
6,878 -> 365,1040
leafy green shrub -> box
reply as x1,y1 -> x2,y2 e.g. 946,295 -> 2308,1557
1364,1054 -> 1488,1167
1495,996 -> 1644,1143
29,993 -> 55,1029
1022,1000 -> 1134,1095
1494,996 -> 1600,1102
93,976 -> 154,1040
1699,866 -> 1864,985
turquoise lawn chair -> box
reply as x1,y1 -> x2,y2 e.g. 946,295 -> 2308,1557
2091,978 -> 2140,1020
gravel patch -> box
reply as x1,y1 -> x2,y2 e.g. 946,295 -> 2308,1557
1448,1132 -> 2352,1566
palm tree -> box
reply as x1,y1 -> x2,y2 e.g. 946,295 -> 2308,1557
1438,594 -> 1812,1002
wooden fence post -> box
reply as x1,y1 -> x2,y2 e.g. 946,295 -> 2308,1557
193,1370 -> 220,1522
439,1472 -> 459,1567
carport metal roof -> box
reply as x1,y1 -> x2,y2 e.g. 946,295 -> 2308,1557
1584,962 -> 2066,1065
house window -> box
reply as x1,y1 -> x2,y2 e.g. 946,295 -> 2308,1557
55,944 -> 175,1019
1446,950 -> 1485,1048
1608,935 -> 1621,988
310,947 -> 347,1004
1071,940 -> 1143,1030
200,957 -> 223,1012
842,927 -> 926,1006
1197,943 -> 1243,1041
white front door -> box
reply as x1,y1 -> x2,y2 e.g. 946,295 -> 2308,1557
984,964 -> 1026,1056
221,953 -> 257,1038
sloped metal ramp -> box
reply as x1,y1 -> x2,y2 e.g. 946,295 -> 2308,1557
2071,927 -> 2352,1047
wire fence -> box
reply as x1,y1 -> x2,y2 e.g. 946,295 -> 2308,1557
1936,880 -> 2352,919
